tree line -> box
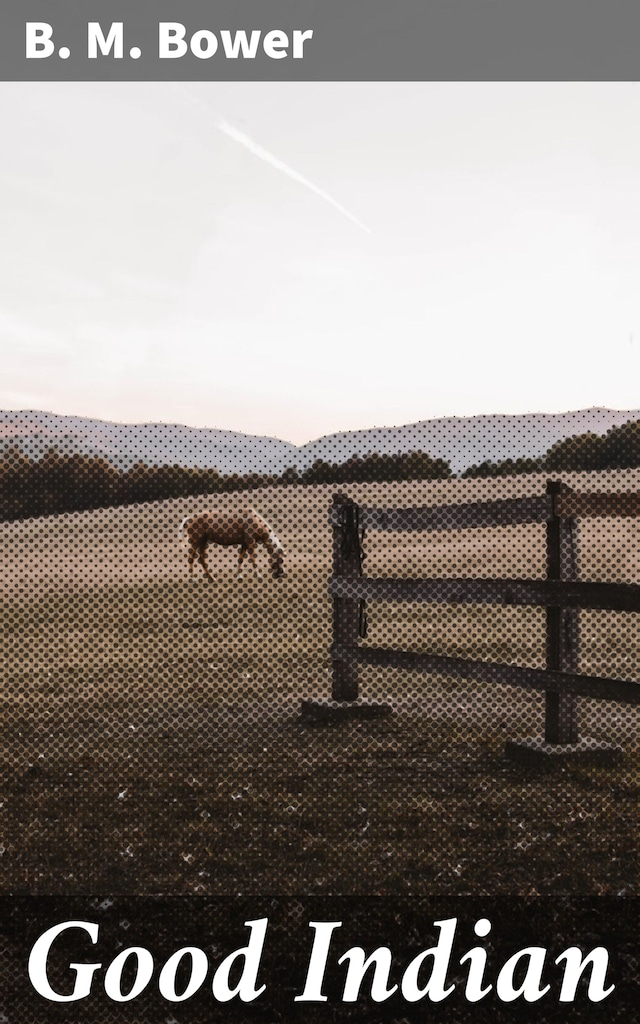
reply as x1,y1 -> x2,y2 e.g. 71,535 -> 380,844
462,419 -> 640,478
5,420 -> 638,520
0,446 -> 451,520
286,450 -> 451,485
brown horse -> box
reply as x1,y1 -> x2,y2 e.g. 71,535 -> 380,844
180,509 -> 285,582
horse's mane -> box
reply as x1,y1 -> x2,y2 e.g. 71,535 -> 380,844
245,509 -> 283,553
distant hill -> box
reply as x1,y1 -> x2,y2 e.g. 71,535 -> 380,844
0,412 -> 297,476
298,410 -> 640,475
1,408 -> 639,476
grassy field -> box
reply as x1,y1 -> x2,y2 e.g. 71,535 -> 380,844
1,474 -> 638,895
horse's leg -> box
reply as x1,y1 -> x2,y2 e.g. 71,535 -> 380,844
187,542 -> 196,575
198,542 -> 214,583
248,542 -> 262,580
236,545 -> 247,578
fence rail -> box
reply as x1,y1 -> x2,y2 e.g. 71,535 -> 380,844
324,482 -> 639,752
329,576 -> 640,612
352,645 -> 640,706
330,494 -> 553,532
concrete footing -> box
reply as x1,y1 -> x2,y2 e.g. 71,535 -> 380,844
300,698 -> 393,724
505,736 -> 624,766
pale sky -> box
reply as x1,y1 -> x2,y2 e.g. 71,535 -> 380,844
2,81 -> 640,444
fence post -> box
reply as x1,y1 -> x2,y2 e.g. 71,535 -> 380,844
545,480 -> 580,743
331,492 -> 364,701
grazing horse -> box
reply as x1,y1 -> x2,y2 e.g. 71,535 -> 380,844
180,509 -> 285,582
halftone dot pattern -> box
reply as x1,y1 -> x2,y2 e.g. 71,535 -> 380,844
1,412 -> 638,901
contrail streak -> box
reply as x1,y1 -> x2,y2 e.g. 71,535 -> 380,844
216,119 -> 372,235
173,85 -> 371,234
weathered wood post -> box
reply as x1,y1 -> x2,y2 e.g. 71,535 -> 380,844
545,480 -> 580,743
300,493 -> 390,722
331,492 -> 365,701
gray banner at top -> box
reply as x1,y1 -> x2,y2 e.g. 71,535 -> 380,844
2,0 -> 640,80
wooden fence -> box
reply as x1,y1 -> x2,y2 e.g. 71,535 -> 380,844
320,481 -> 640,750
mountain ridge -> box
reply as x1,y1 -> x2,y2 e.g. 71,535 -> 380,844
1,408 -> 639,476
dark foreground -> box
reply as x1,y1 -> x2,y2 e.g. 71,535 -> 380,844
4,702 -> 637,895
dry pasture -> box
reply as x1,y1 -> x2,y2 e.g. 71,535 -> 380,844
1,475 -> 638,895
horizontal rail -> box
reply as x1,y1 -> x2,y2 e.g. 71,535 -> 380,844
333,644 -> 640,705
366,496 -> 553,531
330,491 -> 640,533
330,575 -> 640,612
557,491 -> 640,519
330,496 -> 553,532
